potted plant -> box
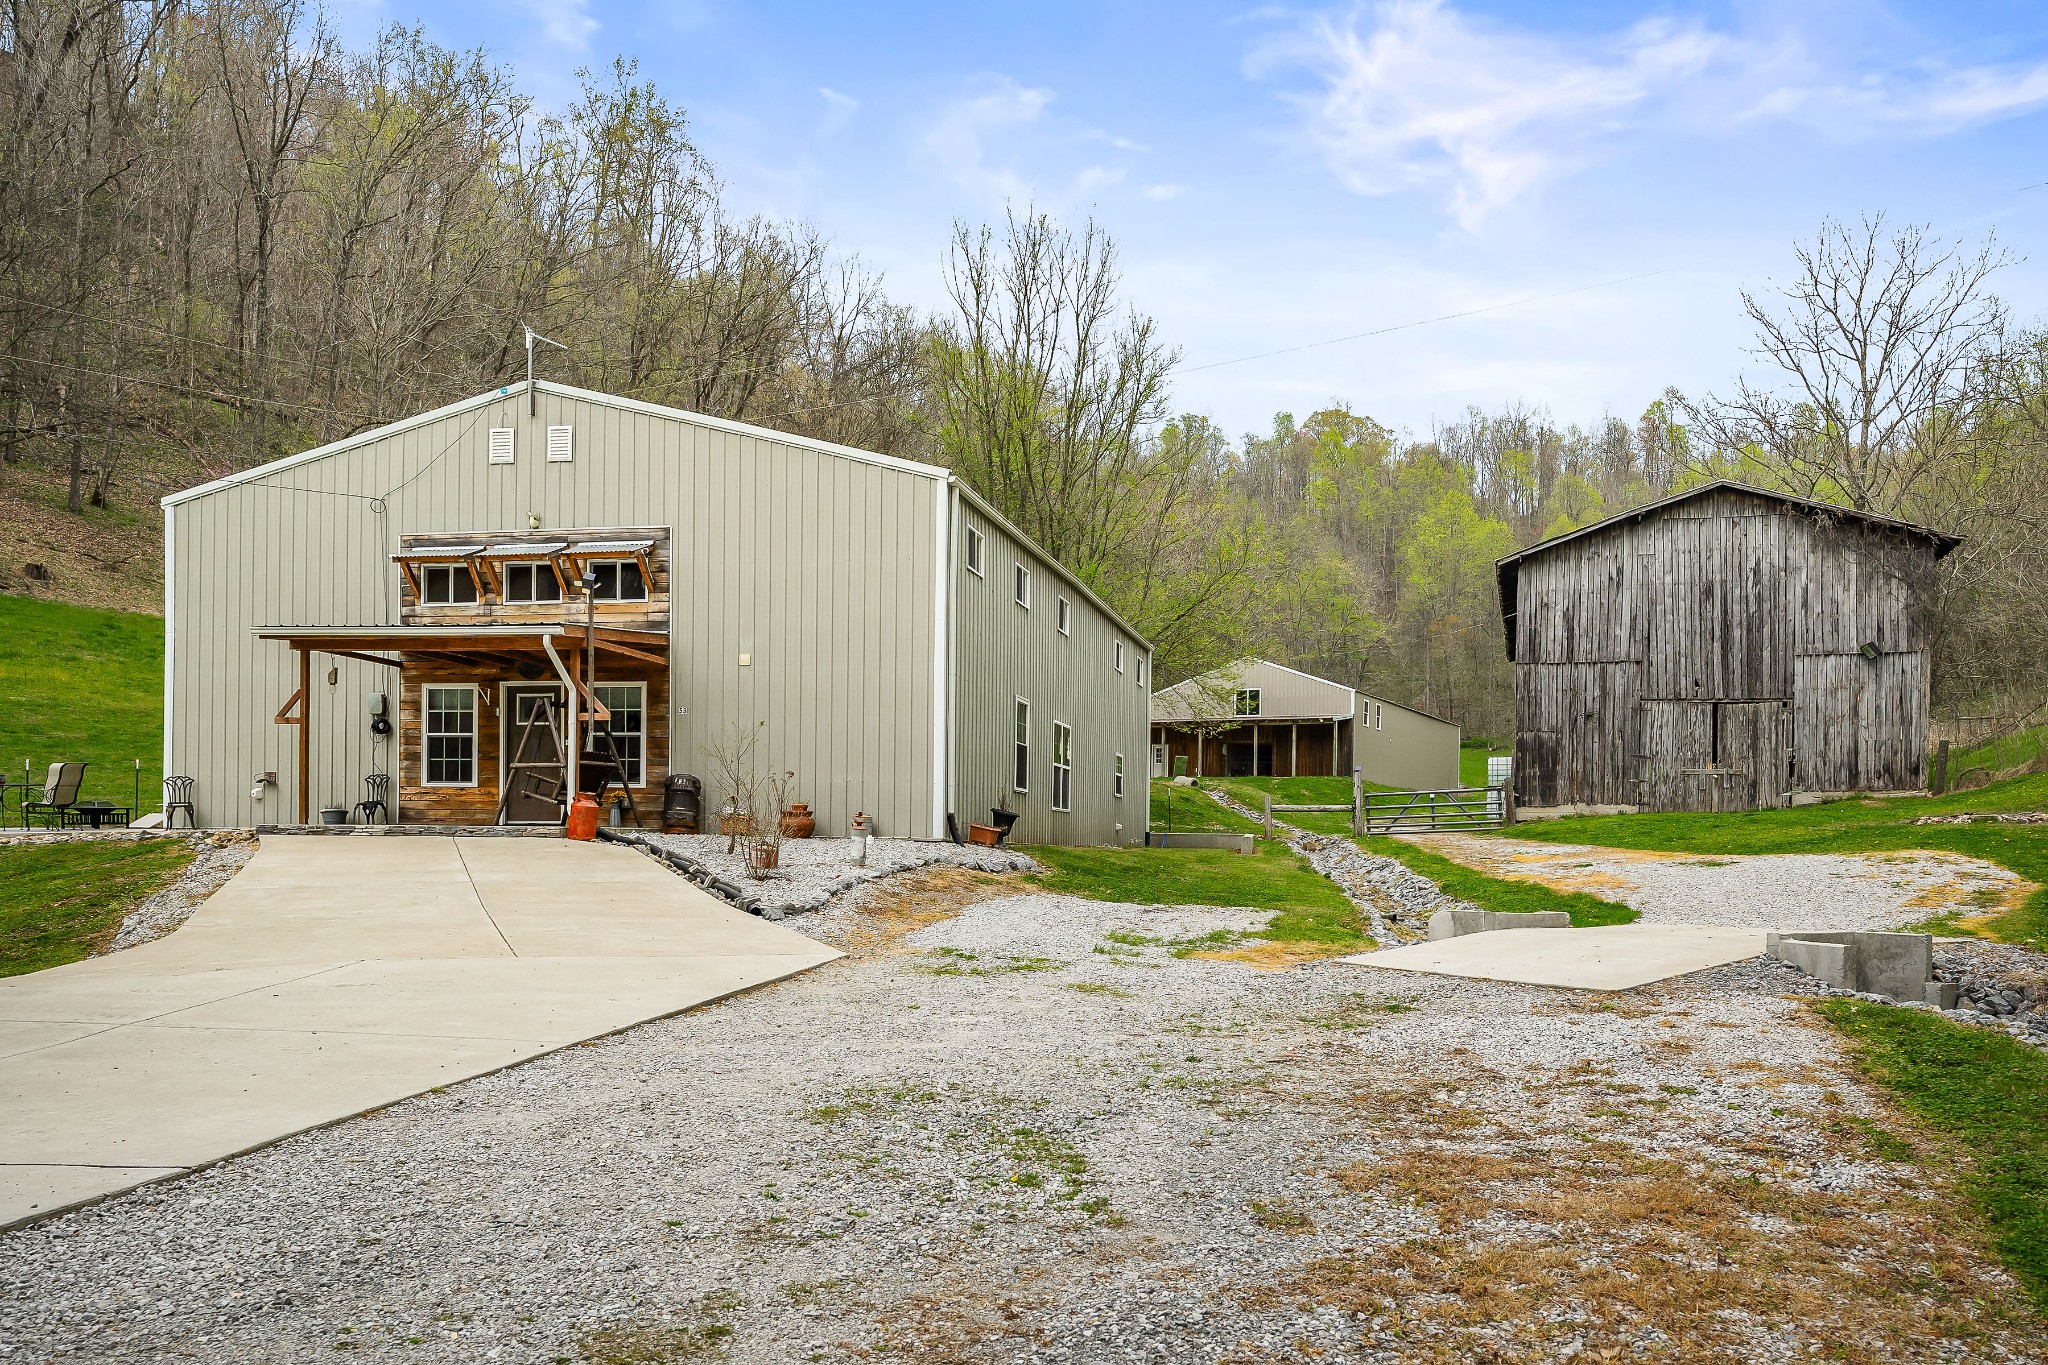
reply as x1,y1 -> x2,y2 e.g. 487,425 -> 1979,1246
780,800 -> 816,839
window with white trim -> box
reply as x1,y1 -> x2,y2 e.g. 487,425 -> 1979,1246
592,683 -> 646,786
1051,722 -> 1072,812
1057,596 -> 1072,635
503,561 -> 562,603
1374,702 -> 1383,730
419,563 -> 478,605
1013,698 -> 1030,793
1113,752 -> 1125,799
1235,688 -> 1261,717
1136,654 -> 1146,685
1014,563 -> 1031,608
1113,640 -> 1125,673
586,560 -> 648,602
424,687 -> 477,785
964,524 -> 984,576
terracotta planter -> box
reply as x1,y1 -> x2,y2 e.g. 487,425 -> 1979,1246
780,803 -> 816,839
747,843 -> 781,872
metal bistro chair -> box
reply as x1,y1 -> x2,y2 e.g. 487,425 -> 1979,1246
24,762 -> 87,828
163,774 -> 197,829
354,772 -> 391,826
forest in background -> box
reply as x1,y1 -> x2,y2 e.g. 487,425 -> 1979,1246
3,0 -> 2045,749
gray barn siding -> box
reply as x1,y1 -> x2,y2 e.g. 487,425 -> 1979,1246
949,491 -> 1150,846
167,386 -> 937,835
1504,484 -> 1944,811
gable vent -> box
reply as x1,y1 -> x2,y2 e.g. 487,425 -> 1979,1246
487,427 -> 514,464
546,425 -> 573,462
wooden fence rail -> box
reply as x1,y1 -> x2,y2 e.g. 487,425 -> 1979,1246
1261,771 -> 1509,837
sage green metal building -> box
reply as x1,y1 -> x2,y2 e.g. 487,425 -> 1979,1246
162,382 -> 1152,845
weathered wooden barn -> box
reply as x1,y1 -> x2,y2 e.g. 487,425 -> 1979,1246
1496,482 -> 1959,813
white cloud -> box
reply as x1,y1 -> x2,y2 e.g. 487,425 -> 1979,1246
1143,183 -> 1185,201
922,76 -> 1057,202
523,0 -> 598,52
1254,2 -> 2048,229
819,86 -> 860,135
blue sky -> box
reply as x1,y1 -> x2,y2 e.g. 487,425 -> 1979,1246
334,0 -> 2048,441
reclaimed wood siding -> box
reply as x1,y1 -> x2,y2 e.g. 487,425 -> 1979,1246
1512,488 -> 1937,809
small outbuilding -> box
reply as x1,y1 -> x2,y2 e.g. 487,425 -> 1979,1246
1149,659 -> 1461,789
1496,480 -> 1959,814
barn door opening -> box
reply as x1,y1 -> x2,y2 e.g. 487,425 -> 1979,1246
1712,701 -> 1791,811
1640,700 -> 1714,811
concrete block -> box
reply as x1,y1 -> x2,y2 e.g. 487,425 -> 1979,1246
1925,981 -> 1959,1010
1427,907 -> 1572,940
1766,930 -> 1935,1001
1147,831 -> 1255,855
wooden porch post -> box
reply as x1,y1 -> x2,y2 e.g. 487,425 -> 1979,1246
295,646 -> 311,824
1331,718 -> 1340,775
1290,723 -> 1299,777
1195,730 -> 1204,778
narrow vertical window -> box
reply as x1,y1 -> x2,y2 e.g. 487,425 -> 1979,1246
1057,596 -> 1072,635
488,428 -> 515,464
1137,654 -> 1146,686
424,687 -> 477,786
1014,563 -> 1031,607
1375,702 -> 1384,730
546,425 -> 573,462
1013,699 -> 1030,793
591,683 -> 645,785
964,524 -> 984,576
1052,723 -> 1072,812
1113,640 -> 1125,673
1114,753 -> 1125,799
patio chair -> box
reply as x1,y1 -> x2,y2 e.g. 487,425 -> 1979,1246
23,762 -> 87,828
163,775 -> 197,829
354,773 -> 390,825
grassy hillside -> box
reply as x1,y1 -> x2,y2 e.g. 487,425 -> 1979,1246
0,594 -> 165,817
1505,777 -> 2048,949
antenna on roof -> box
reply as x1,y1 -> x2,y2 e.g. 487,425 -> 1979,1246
524,324 -> 568,417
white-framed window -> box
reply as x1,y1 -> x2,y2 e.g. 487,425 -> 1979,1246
1057,596 -> 1072,636
503,561 -> 562,603
1114,752 -> 1125,799
1235,688 -> 1261,717
1113,640 -> 1125,673
964,524 -> 984,577
419,563 -> 478,605
1014,563 -> 1031,608
1374,702 -> 1384,730
423,686 -> 477,786
586,559 -> 648,602
546,425 -> 573,462
591,683 -> 646,786
1137,654 -> 1146,685
1013,698 -> 1030,793
1051,722 -> 1073,812
488,427 -> 515,464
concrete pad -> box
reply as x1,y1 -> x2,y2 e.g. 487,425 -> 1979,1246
1339,924 -> 1768,991
0,834 -> 839,1229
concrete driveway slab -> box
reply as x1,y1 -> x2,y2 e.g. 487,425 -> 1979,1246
1339,924 -> 1768,991
0,834 -> 838,1228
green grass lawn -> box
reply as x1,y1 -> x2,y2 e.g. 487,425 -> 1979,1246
1949,725 -> 2048,784
1147,779 -> 1264,835
1024,840 -> 1367,948
1817,999 -> 2048,1311
1358,835 -> 1639,927
0,839 -> 194,976
0,594 -> 164,817
1207,775 -> 1378,835
1500,776 -> 2048,948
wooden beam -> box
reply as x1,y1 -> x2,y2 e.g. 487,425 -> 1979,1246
315,649 -> 402,669
394,559 -> 420,603
594,638 -> 667,667
274,687 -> 306,726
296,647 -> 311,824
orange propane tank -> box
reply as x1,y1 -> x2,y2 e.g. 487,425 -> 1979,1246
566,794 -> 600,841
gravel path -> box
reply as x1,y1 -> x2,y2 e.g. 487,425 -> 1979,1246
623,833 -> 1038,917
2,869 -> 2038,1364
104,831 -> 258,952
1403,831 -> 2033,932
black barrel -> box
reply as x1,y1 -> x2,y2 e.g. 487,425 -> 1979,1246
663,773 -> 703,833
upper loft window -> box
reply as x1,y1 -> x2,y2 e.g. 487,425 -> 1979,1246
586,559 -> 647,602
419,563 -> 478,605
1113,640 -> 1125,673
1136,654 -> 1146,686
1057,597 -> 1072,636
503,561 -> 563,604
1234,688 -> 1261,717
1014,563 -> 1031,608
965,524 -> 985,576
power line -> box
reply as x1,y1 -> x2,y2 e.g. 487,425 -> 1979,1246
1173,266 -> 1685,374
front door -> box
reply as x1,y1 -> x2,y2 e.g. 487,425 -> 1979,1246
501,685 -> 567,823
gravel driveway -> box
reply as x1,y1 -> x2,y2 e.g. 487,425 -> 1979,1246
1403,831 -> 2034,932
3,865 -> 2038,1364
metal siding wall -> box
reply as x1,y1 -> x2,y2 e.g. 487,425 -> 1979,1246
167,389 -> 935,835
948,503 -> 1148,846
1352,700 -> 1460,789
1150,659 -> 1351,722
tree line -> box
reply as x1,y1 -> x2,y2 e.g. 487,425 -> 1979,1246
3,2 -> 2043,750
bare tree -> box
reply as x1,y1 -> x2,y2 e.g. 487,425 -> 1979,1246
1691,215 -> 2010,514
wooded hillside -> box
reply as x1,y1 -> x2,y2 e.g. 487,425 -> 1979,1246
2,2 -> 2043,749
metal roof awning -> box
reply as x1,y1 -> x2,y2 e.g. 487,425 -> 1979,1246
388,545 -> 485,560
565,539 -> 654,555
252,623 -> 669,668
479,541 -> 569,557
